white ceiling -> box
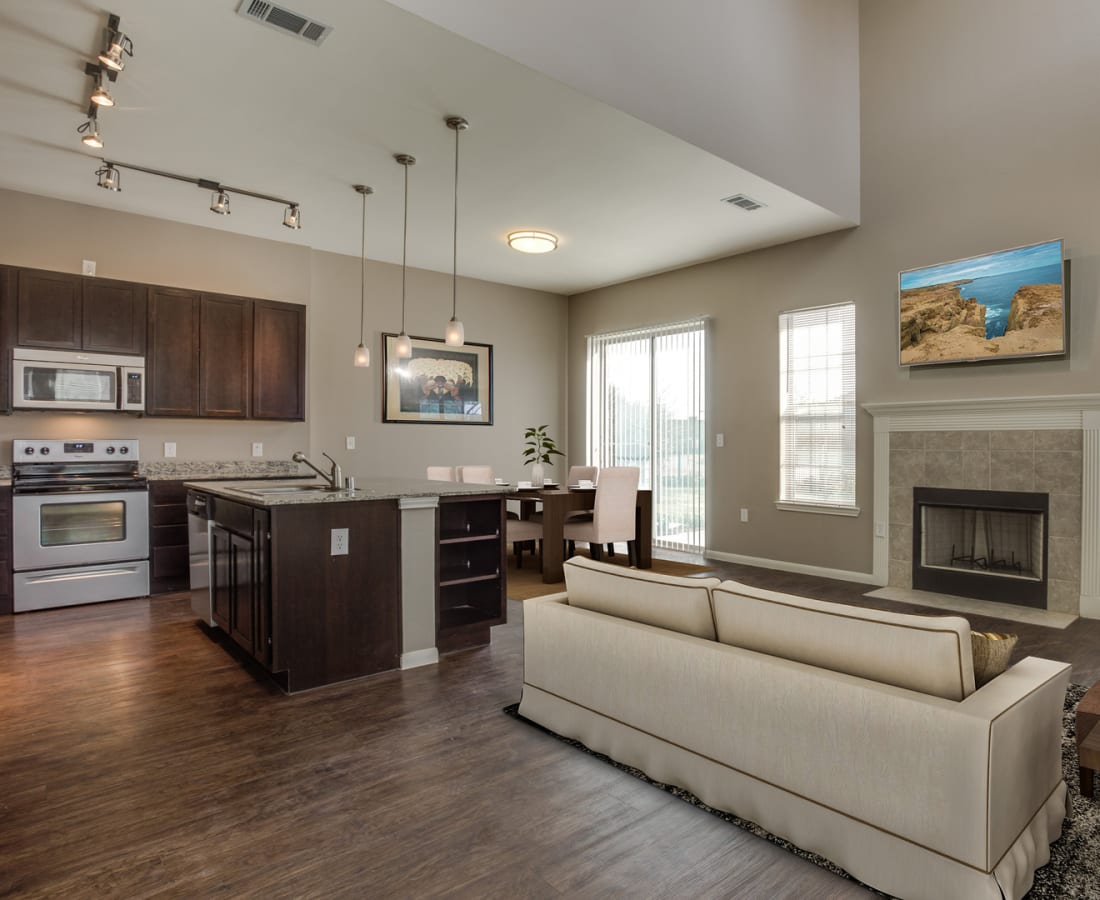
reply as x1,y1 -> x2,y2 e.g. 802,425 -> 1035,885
0,0 -> 857,296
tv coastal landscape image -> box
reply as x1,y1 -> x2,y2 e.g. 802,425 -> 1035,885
899,239 -> 1065,365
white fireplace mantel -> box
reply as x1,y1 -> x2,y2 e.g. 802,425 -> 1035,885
862,394 -> 1100,619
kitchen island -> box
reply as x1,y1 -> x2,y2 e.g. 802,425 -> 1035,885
185,477 -> 511,693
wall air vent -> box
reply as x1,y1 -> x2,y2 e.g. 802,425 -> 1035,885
721,193 -> 767,211
237,0 -> 333,45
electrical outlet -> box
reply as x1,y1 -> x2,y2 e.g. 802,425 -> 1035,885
345,436 -> 356,450
163,442 -> 176,458
740,508 -> 749,523
252,442 -> 263,457
330,528 -> 349,556
82,259 -> 96,276
716,433 -> 725,448
875,522 -> 887,538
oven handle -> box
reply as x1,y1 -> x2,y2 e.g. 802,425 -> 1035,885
20,566 -> 145,585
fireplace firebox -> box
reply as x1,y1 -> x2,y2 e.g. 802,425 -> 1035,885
912,487 -> 1049,608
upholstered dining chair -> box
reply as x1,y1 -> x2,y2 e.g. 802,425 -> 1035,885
507,517 -> 544,570
426,466 -> 456,481
563,466 -> 640,564
566,465 -> 599,486
456,465 -> 494,484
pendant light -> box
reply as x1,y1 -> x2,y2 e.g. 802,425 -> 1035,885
394,153 -> 416,359
353,184 -> 373,367
444,116 -> 468,347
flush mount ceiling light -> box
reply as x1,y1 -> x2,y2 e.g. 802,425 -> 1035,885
443,115 -> 468,348
353,185 -> 373,368
94,160 -> 301,229
508,230 -> 558,254
77,117 -> 103,148
96,163 -> 120,191
210,190 -> 231,215
97,15 -> 133,72
394,153 -> 416,359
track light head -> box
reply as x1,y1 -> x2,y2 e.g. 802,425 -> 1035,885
90,83 -> 114,107
98,30 -> 132,72
78,118 -> 103,148
210,190 -> 231,215
283,204 -> 301,229
96,163 -> 121,191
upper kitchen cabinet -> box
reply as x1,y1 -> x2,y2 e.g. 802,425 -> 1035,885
200,294 -> 252,418
146,287 -> 201,416
0,268 -> 13,414
252,299 -> 305,421
16,268 -> 146,355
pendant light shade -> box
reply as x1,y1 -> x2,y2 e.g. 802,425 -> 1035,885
353,185 -> 373,368
394,153 -> 416,359
444,116 -> 468,347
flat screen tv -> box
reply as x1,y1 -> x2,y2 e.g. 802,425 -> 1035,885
899,238 -> 1066,367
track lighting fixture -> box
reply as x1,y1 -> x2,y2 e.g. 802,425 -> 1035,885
87,64 -> 115,107
98,15 -> 133,72
96,163 -> 120,191
95,159 -> 300,230
90,83 -> 114,107
78,117 -> 103,149
353,185 -> 373,368
444,116 -> 468,347
210,190 -> 231,215
394,153 -> 416,359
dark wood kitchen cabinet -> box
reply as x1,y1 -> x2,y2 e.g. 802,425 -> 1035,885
200,294 -> 252,418
16,267 -> 145,354
252,299 -> 305,420
0,267 -> 13,415
149,480 -> 190,594
146,287 -> 201,416
210,498 -> 271,668
0,485 -> 11,615
436,495 -> 507,652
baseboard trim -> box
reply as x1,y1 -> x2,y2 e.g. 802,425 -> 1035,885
400,647 -> 439,669
706,550 -> 877,586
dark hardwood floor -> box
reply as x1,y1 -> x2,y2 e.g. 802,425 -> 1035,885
1,556 -> 1095,898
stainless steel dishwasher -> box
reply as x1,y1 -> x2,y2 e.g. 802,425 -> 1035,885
187,490 -> 214,626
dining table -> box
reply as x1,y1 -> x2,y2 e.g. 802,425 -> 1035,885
514,484 -> 653,583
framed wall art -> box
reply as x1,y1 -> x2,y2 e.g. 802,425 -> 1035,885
382,333 -> 493,425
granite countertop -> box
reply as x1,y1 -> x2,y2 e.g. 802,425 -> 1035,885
184,477 -> 515,506
142,460 -> 301,481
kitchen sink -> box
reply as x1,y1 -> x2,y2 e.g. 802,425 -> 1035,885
234,483 -> 339,496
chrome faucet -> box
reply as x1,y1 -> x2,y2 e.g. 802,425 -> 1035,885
292,451 -> 344,490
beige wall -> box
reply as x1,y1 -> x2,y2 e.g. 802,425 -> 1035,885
0,189 -> 568,475
568,0 -> 1100,576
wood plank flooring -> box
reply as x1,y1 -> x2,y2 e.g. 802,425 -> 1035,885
2,558 -> 1097,898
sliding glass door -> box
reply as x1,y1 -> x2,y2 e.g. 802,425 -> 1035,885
586,319 -> 706,552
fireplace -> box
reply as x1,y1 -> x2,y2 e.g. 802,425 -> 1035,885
912,487 -> 1049,608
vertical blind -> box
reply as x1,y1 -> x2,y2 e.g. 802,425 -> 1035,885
587,318 -> 706,551
778,302 -> 856,508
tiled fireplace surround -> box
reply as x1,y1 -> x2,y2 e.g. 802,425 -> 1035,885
864,395 -> 1100,619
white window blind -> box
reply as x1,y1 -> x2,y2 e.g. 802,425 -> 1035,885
778,302 -> 857,512
587,318 -> 706,551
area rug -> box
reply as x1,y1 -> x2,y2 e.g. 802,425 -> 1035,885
505,684 -> 1095,898
506,552 -> 717,600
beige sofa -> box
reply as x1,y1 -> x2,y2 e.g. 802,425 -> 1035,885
518,557 -> 1071,900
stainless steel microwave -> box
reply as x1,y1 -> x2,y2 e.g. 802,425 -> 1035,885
12,348 -> 145,412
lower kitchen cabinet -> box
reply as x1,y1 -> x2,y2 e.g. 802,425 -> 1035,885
210,499 -> 271,669
0,486 -> 11,615
149,480 -> 190,594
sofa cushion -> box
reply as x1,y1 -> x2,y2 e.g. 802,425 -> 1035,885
971,632 -> 1018,686
712,581 -> 976,700
563,557 -> 720,640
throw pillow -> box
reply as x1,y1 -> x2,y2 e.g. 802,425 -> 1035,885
971,631 -> 1018,686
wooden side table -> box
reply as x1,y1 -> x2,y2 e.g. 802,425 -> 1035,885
1076,681 -> 1100,796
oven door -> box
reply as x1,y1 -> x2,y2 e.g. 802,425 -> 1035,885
13,489 -> 150,571
12,359 -> 120,411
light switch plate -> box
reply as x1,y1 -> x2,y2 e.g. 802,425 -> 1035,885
82,259 -> 96,276
163,442 -> 176,458
251,442 -> 263,457
740,508 -> 749,523
345,436 -> 356,450
716,433 -> 725,448
331,528 -> 349,556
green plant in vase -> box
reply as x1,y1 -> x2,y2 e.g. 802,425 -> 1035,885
522,425 -> 564,486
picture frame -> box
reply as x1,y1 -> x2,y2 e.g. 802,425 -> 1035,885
382,333 -> 493,425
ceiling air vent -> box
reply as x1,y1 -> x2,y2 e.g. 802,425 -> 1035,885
721,193 -> 767,212
237,0 -> 333,45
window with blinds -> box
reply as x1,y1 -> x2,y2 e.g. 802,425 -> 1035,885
778,302 -> 857,513
587,319 -> 706,551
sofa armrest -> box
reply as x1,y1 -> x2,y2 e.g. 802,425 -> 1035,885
958,656 -> 1071,870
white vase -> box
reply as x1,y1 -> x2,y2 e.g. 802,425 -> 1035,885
531,462 -> 546,486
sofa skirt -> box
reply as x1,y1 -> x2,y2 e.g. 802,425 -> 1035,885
518,685 -> 1066,900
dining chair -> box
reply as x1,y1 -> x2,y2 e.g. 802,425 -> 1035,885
456,465 -> 494,484
507,517 -> 543,570
426,466 -> 456,481
567,465 -> 599,486
563,466 -> 640,564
